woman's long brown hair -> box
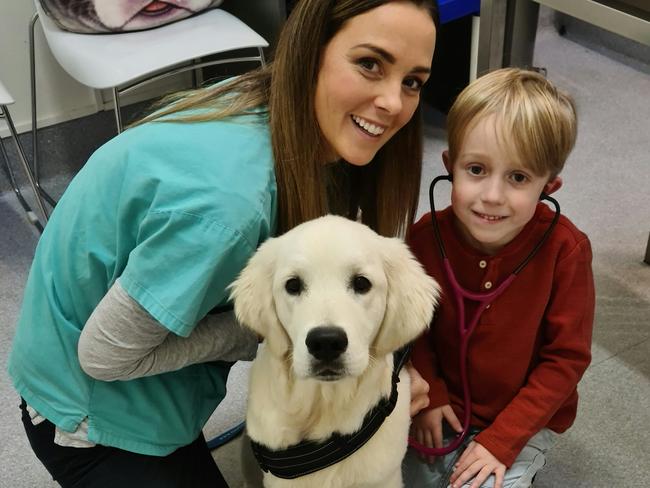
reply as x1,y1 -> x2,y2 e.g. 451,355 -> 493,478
132,0 -> 439,237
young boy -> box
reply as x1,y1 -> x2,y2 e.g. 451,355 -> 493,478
403,68 -> 595,488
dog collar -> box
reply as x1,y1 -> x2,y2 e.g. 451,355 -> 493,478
249,345 -> 411,479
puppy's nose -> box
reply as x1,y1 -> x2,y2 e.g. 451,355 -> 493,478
306,326 -> 348,361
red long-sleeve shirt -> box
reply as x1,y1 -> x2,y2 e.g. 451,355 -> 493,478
408,203 -> 595,467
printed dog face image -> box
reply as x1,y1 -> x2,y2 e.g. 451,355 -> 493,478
230,215 -> 439,488
93,0 -> 218,31
41,0 -> 222,33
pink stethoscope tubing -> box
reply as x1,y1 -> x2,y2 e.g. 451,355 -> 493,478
408,261 -> 515,455
407,175 -> 560,456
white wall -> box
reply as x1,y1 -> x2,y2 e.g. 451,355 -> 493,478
0,0 -> 189,138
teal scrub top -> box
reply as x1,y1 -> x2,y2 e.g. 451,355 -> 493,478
7,109 -> 276,456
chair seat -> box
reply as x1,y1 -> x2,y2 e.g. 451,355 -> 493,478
36,4 -> 269,90
0,80 -> 15,105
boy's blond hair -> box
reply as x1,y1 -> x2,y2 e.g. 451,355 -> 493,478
446,68 -> 577,178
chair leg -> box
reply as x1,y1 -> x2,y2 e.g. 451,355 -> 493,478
112,87 -> 123,133
644,232 -> 650,265
191,58 -> 199,89
258,46 -> 266,67
29,12 -> 39,181
29,12 -> 57,209
0,140 -> 43,233
1,104 -> 48,231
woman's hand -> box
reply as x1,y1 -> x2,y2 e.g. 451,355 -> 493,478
410,408 -> 439,464
411,405 -> 463,463
411,405 -> 462,463
450,441 -> 506,488
406,361 -> 430,417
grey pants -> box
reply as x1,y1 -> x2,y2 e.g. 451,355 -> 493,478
402,428 -> 557,488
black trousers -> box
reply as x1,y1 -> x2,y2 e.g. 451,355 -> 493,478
20,399 -> 229,488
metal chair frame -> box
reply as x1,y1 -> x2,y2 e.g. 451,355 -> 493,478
1,101 -> 49,232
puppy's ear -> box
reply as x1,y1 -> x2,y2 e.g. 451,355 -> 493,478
372,237 -> 439,356
229,238 -> 291,358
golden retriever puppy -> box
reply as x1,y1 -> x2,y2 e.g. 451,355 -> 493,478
230,215 -> 439,488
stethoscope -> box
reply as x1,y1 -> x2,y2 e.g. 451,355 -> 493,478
408,174 -> 561,456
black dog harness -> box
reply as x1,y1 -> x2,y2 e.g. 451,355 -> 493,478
250,346 -> 411,479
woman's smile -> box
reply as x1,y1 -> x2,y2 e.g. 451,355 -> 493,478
351,115 -> 386,137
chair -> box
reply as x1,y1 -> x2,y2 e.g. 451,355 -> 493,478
28,1 -> 269,207
0,80 -> 48,232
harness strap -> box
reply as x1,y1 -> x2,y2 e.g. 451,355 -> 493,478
250,345 -> 411,479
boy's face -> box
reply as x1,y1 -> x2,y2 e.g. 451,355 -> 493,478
445,114 -> 561,255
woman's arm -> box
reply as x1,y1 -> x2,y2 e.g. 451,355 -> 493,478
78,280 -> 258,381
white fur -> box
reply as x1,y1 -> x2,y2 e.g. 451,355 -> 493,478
230,216 -> 439,488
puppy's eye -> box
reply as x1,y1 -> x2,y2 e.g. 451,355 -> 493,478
285,277 -> 304,295
351,275 -> 372,294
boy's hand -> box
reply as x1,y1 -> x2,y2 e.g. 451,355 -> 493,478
411,405 -> 462,463
406,362 -> 430,417
450,441 -> 505,488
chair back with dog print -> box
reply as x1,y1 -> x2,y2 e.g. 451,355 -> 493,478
38,0 -> 225,33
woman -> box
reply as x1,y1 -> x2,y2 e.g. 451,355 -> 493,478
8,0 -> 438,486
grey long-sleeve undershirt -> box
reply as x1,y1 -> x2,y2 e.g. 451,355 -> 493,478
77,279 -> 258,382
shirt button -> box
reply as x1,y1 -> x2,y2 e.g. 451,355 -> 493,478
484,281 -> 493,289
479,260 -> 487,269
